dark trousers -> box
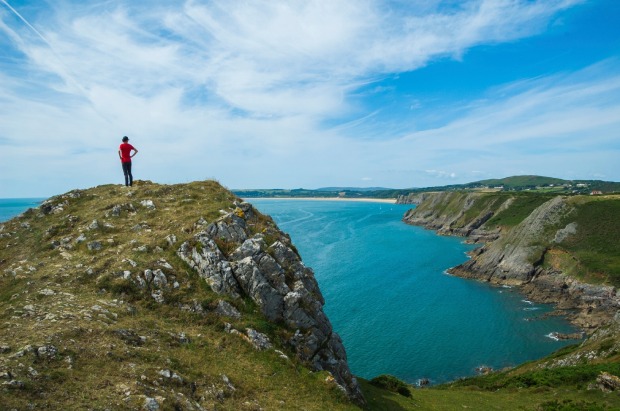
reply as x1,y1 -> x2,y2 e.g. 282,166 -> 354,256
122,161 -> 133,186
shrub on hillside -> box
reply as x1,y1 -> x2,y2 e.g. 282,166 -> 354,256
369,374 -> 412,397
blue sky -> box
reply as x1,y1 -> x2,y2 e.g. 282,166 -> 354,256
1,0 -> 619,197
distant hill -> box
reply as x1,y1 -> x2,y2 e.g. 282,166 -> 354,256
475,175 -> 569,188
234,175 -> 620,200
315,187 -> 394,192
469,175 -> 620,193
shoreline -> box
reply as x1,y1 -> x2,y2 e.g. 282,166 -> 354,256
241,197 -> 397,204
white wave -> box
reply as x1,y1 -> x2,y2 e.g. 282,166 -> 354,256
545,332 -> 559,341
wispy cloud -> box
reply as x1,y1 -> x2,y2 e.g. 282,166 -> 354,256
376,59 -> 620,185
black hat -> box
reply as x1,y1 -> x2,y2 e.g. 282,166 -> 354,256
122,136 -> 129,142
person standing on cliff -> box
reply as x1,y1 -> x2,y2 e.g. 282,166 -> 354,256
118,136 -> 138,187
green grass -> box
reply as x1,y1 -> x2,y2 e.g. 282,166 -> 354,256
360,378 -> 620,411
411,192 -> 465,218
448,363 -> 620,391
457,194 -> 504,226
369,374 -> 412,397
557,197 -> 620,286
485,193 -> 555,228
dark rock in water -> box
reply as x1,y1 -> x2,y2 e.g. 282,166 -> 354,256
548,331 -> 584,341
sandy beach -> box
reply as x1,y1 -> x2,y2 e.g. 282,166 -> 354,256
242,197 -> 397,204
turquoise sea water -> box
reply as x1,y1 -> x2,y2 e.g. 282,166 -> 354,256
250,199 -> 580,384
1,197 -> 580,384
0,198 -> 45,222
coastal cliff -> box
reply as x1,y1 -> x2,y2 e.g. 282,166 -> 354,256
395,192 -> 433,205
0,181 -> 364,409
403,191 -> 620,331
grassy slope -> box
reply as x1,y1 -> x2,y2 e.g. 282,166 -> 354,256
557,197 -> 620,286
485,193 -> 555,228
363,379 -> 620,411
0,181 -> 358,410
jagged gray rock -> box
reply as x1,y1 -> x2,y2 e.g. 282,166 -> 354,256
178,236 -> 241,298
140,200 -> 156,210
143,396 -> 160,411
87,241 -> 102,251
591,372 -> 620,392
554,222 -> 578,243
245,328 -> 273,351
36,344 -> 58,359
177,202 -> 364,404
214,300 -> 241,319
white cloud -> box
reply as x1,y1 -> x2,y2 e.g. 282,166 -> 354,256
424,170 -> 458,179
371,60 -> 620,186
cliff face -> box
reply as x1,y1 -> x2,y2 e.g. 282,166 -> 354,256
403,192 -> 620,331
402,192 -> 504,242
176,201 -> 363,402
0,181 -> 363,409
395,192 -> 433,205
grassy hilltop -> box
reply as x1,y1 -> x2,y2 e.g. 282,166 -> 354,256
0,181 -> 362,410
1,181 -> 619,410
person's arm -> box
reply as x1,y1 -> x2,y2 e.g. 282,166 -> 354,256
118,149 -> 123,160
131,148 -> 138,158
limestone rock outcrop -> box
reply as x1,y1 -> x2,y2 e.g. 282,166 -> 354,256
177,201 -> 364,403
403,191 -> 504,242
396,192 -> 433,205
